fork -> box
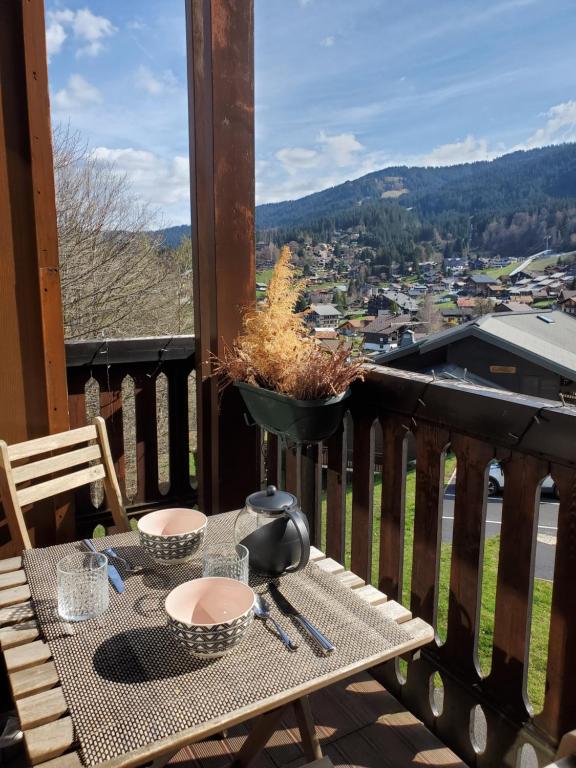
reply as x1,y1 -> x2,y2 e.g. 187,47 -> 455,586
254,593 -> 298,651
103,547 -> 140,573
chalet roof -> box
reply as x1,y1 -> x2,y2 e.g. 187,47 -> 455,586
375,310 -> 576,381
495,301 -> 533,312
309,303 -> 342,316
468,274 -> 499,284
362,313 -> 413,334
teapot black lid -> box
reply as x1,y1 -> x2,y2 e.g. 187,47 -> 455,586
246,485 -> 298,513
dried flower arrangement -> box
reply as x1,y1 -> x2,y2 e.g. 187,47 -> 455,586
212,245 -> 364,400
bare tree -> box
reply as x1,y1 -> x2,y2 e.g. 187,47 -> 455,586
417,294 -> 443,332
54,125 -> 192,340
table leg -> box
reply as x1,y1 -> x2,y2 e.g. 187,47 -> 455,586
230,704 -> 289,768
293,696 -> 323,762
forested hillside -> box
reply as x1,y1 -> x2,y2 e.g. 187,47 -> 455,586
255,144 -> 576,259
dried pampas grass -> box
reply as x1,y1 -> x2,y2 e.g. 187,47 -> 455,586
212,245 -> 364,400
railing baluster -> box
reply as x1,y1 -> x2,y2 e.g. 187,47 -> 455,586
378,414 -> 407,600
285,443 -> 300,498
537,463 -> 576,741
351,413 -> 375,582
66,370 -> 94,523
95,369 -> 126,498
411,422 -> 449,625
266,434 -> 280,487
443,434 -> 493,680
134,370 -> 159,502
300,443 -> 322,546
325,421 -> 347,563
166,363 -> 190,499
487,452 -> 547,717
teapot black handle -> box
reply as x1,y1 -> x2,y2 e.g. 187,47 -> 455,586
283,506 -> 310,573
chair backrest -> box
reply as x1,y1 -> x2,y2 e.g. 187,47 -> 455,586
0,417 -> 130,551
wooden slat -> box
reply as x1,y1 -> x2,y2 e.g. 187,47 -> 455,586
325,421 -> 347,564
378,415 -> 407,601
17,464 -> 105,507
350,413 -> 375,583
443,435 -> 493,681
300,443 -> 322,546
410,423 -> 449,625
488,452 -> 546,717
355,584 -> 387,606
402,617 -> 435,644
0,556 -> 22,573
34,752 -> 83,768
5,638 -> 51,672
12,445 -> 102,485
8,426 -> 96,462
315,558 -> 345,576
10,660 -> 60,699
0,568 -> 27,589
376,600 -> 412,624
96,368 -> 127,497
309,547 -> 325,563
0,599 -> 35,626
337,571 -> 365,589
266,434 -> 280,487
167,364 -> 192,497
538,464 -> 576,741
24,716 -> 75,765
0,619 -> 39,648
16,687 -> 68,729
0,584 -> 31,608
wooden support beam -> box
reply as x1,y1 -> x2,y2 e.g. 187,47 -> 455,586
186,0 -> 260,515
0,0 -> 70,552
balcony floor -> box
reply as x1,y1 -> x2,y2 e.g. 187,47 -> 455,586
170,671 -> 467,768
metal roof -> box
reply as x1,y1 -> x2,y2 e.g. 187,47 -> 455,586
309,303 -> 342,316
376,310 -> 576,381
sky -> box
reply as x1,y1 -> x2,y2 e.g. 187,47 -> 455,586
46,0 -> 576,226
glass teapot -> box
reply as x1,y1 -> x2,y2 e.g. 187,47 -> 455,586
234,486 -> 310,575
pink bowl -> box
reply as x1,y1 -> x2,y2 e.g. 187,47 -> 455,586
165,577 -> 255,657
137,509 -> 207,563
138,508 -> 206,536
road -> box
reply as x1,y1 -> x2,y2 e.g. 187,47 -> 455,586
442,483 -> 558,580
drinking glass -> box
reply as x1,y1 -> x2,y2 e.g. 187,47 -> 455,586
202,543 -> 249,583
57,552 -> 109,621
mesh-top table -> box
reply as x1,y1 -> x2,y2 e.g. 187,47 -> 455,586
0,512 -> 433,768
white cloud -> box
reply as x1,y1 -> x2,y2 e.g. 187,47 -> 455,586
276,147 -> 319,172
54,74 -> 101,110
318,131 -> 364,166
320,36 -> 335,47
416,135 -> 498,166
46,22 -> 67,57
135,66 -> 177,96
91,147 -> 190,219
46,8 -> 116,58
521,101 -> 576,150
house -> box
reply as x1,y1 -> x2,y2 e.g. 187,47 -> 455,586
465,274 -> 500,296
367,291 -> 419,316
305,303 -> 342,328
494,301 -> 533,313
441,308 -> 474,324
375,310 -> 576,401
558,288 -> 576,315
361,312 -> 414,352
338,316 -> 375,336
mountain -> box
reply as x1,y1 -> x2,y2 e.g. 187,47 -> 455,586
153,144 -> 576,258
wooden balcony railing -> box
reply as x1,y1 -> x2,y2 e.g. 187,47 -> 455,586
65,336 -> 196,535
66,337 -> 576,766
270,365 -> 576,767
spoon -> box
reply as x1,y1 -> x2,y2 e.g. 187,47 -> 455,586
253,594 -> 298,651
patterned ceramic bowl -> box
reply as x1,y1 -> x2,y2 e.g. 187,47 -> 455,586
137,508 -> 207,564
165,577 -> 255,658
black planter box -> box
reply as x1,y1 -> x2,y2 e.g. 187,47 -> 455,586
235,381 -> 350,444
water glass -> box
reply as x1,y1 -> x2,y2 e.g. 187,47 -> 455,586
202,543 -> 249,583
57,552 -> 109,621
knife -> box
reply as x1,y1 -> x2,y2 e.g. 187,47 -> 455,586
269,583 -> 334,655
83,539 -> 125,594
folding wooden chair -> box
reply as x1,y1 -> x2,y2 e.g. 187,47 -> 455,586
0,417 -> 130,551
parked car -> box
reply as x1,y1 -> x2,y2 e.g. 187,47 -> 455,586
488,461 -> 558,498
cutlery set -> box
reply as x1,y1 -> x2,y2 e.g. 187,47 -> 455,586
82,538 -> 334,654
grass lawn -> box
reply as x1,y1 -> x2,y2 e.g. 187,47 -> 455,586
435,300 -> 457,310
480,261 -> 520,278
256,268 -> 274,285
321,455 -> 551,711
532,299 -> 555,309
